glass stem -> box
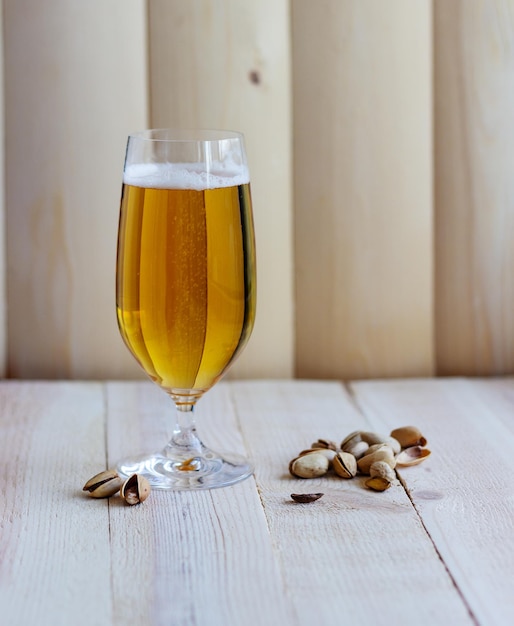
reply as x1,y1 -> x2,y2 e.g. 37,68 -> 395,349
169,403 -> 204,457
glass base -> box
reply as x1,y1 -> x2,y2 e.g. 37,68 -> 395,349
116,448 -> 254,490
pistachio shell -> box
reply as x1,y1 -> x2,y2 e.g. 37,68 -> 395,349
359,433 -> 401,455
360,431 -> 390,446
367,443 -> 393,455
333,451 -> 357,479
83,469 -> 123,498
344,440 -> 369,459
340,431 -> 363,450
311,438 -> 338,451
291,493 -> 324,503
369,461 -> 396,483
299,448 -> 336,463
396,446 -> 431,467
390,426 -> 427,448
384,436 -> 401,455
365,476 -> 392,492
88,477 -> 123,498
357,448 -> 396,475
121,474 -> 151,505
83,468 -> 119,492
289,452 -> 329,478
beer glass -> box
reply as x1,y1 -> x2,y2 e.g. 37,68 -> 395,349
115,129 -> 256,489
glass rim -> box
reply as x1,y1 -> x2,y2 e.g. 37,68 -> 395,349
127,128 -> 245,143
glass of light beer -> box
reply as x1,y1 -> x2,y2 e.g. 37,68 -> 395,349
115,129 -> 256,489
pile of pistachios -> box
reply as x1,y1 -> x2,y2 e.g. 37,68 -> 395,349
289,426 -> 430,500
82,470 -> 151,505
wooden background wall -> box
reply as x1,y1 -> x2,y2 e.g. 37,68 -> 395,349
1,0 -> 513,382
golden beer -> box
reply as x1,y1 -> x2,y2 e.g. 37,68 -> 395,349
116,174 -> 256,402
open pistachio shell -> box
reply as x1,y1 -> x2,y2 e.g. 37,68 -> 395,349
121,474 -> 151,505
365,476 -> 392,492
396,445 -> 431,467
333,451 -> 357,478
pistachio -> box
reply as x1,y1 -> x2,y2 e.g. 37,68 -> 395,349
396,446 -> 431,467
299,448 -> 337,463
357,447 -> 396,475
383,436 -> 401,455
365,476 -> 392,492
359,432 -> 401,455
366,443 -> 393,455
289,451 -> 329,478
83,469 -> 123,499
390,426 -> 427,448
311,438 -> 338,451
369,460 -> 396,483
360,431 -> 389,446
343,440 -> 369,459
291,493 -> 324,503
121,474 -> 151,505
341,430 -> 363,450
333,451 -> 357,478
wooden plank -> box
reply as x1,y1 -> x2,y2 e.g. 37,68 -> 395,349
148,0 -> 294,379
293,0 -> 434,379
434,1 -> 514,375
0,2 -> 5,377
106,382 -> 293,625
230,380 -> 472,624
0,382 -> 111,625
469,377 -> 514,435
3,0 -> 148,379
351,377 -> 514,625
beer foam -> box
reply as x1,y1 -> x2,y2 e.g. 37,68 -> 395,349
123,162 -> 250,190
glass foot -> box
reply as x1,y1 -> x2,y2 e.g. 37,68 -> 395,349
116,448 -> 254,490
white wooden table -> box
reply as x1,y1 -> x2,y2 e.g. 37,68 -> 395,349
1,378 -> 513,625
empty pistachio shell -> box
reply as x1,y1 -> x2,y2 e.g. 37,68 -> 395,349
357,447 -> 396,475
121,474 -> 151,505
390,426 -> 427,448
291,493 -> 324,503
333,451 -> 357,478
365,476 -> 392,492
396,446 -> 431,467
83,469 -> 123,498
289,452 -> 329,478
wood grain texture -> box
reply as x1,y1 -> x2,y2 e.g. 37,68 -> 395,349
148,0 -> 294,379
435,1 -> 514,375
230,380 -> 472,624
0,382 -> 110,625
351,377 -> 514,625
0,3 -> 5,377
3,0 -> 148,379
105,382 -> 293,626
293,0 -> 434,380
4,379 -> 514,624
